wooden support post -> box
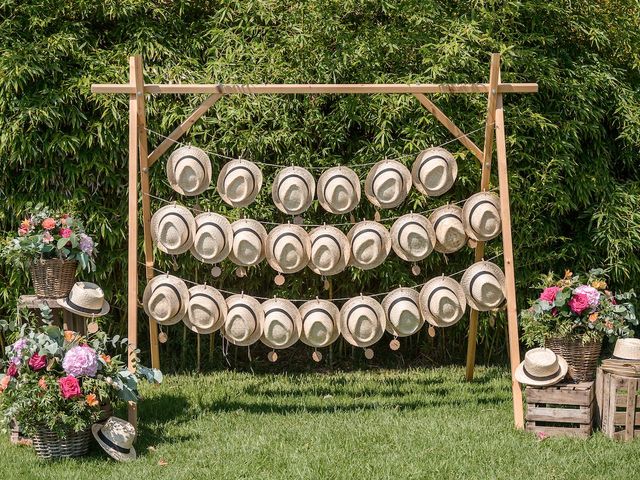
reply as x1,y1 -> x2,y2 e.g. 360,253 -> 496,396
132,55 -> 160,371
495,89 -> 524,429
127,56 -> 139,429
465,53 -> 501,381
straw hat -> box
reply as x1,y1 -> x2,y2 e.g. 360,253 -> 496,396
142,275 -> 190,326
419,277 -> 467,327
190,212 -> 233,264
217,159 -> 263,208
340,296 -> 387,348
460,261 -> 506,311
382,288 -> 424,337
183,285 -> 227,335
308,225 -> 351,276
92,417 -> 136,462
272,167 -> 316,215
228,219 -> 268,267
150,204 -> 196,255
613,338 -> 640,362
261,298 -> 302,349
57,282 -> 110,317
299,299 -> 341,348
428,205 -> 467,254
265,224 -> 310,274
347,221 -> 391,270
390,213 -> 436,262
364,159 -> 412,209
462,192 -> 502,242
515,348 -> 569,387
317,166 -> 361,214
222,294 -> 264,346
412,147 -> 458,197
166,146 -> 212,196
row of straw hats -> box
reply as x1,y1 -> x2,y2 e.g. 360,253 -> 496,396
166,146 -> 459,213
150,192 -> 501,274
142,261 -> 506,348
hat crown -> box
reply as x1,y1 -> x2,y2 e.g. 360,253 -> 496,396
613,338 -> 640,361
349,222 -> 389,269
305,312 -> 333,345
159,216 -> 189,250
401,225 -> 431,257
470,271 -> 504,308
225,170 -> 253,202
231,221 -> 265,266
175,161 -> 204,193
420,158 -> 448,191
227,309 -> 254,342
149,285 -> 180,322
265,311 -> 294,347
524,348 -> 562,377
68,282 -> 105,311
188,296 -> 220,329
312,242 -> 337,271
389,298 -> 421,335
437,221 -> 465,247
431,290 -> 461,324
100,417 -> 136,449
348,307 -> 377,342
273,232 -> 306,271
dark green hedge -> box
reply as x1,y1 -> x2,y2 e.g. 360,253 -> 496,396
1,0 -> 639,371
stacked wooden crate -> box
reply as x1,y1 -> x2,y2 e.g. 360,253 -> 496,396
596,368 -> 640,441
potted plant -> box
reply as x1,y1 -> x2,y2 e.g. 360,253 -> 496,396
1,203 -> 97,298
520,269 -> 637,381
0,320 -> 162,459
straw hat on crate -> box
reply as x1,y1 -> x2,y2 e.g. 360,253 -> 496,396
57,282 -> 110,317
364,159 -> 412,209
166,146 -> 212,196
217,159 -> 263,208
515,348 -> 569,387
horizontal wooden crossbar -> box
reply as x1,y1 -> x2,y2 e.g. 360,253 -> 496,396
91,82 -> 538,95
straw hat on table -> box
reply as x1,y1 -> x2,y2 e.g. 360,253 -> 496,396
57,282 -> 110,318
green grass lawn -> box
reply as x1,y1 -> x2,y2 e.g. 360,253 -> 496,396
1,366 -> 638,479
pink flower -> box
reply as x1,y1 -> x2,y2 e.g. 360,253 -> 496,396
28,353 -> 47,371
6,363 -> 19,378
59,228 -> 72,238
18,227 -> 28,236
540,286 -> 561,303
41,218 -> 56,230
568,293 -> 590,315
42,231 -> 53,244
58,376 -> 81,399
62,346 -> 98,377
574,285 -> 600,308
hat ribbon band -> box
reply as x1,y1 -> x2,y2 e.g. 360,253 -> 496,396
387,296 -> 418,319
397,221 -> 428,244
266,307 -> 294,322
190,292 -> 221,312
174,155 -> 206,174
427,286 -> 458,310
277,173 -> 310,199
323,173 -> 356,198
97,430 -> 131,454
418,155 -> 448,181
312,234 -> 343,259
273,232 -> 304,253
152,282 -> 182,313
469,270 -> 499,302
372,166 -> 405,191
522,364 -> 562,382
303,308 -> 331,322
351,228 -> 384,246
347,304 -> 379,330
65,298 -> 103,314
196,221 -> 227,250
468,200 -> 498,236
234,227 -> 262,243
225,165 -> 257,195
160,212 -> 191,242
433,213 -> 460,230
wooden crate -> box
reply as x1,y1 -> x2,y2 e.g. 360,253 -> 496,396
525,381 -> 594,438
597,369 -> 640,441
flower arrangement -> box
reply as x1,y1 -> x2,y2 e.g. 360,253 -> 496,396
1,203 -> 96,271
0,321 -> 162,436
520,269 -> 637,347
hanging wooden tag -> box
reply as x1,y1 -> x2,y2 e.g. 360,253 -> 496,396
349,213 -> 356,224
235,266 -> 246,278
364,348 -> 375,359
87,322 -> 99,334
411,264 -> 421,276
312,351 -> 323,362
211,266 -> 222,278
489,316 -> 496,328
267,351 -> 278,362
274,273 -> 285,286
171,257 -> 179,271
374,211 -> 381,222
428,326 -> 436,338
389,339 -> 400,351
293,216 -> 304,225
158,332 -> 168,343
323,279 -> 330,290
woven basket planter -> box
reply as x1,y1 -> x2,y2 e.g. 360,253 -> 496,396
546,337 -> 602,382
30,258 -> 77,298
32,426 -> 91,459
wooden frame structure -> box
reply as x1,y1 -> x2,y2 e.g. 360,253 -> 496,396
91,53 -> 537,429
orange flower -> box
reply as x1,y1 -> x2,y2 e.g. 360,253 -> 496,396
564,269 -> 573,279
20,219 -> 31,230
100,354 -> 111,364
0,376 -> 11,392
85,393 -> 99,407
591,280 -> 607,290
38,377 -> 48,390
64,330 -> 76,342
41,217 -> 56,230
589,312 -> 599,323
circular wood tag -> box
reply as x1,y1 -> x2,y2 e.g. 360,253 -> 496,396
235,266 -> 246,278
389,339 -> 400,351
411,264 -> 421,276
293,216 -> 304,225
274,274 -> 285,286
267,351 -> 278,362
323,279 -> 330,291
428,326 -> 436,338
349,214 -> 356,224
87,322 -> 99,334
172,257 -> 179,271
158,332 -> 168,344
364,348 -> 374,359
312,351 -> 323,362
211,266 -> 222,278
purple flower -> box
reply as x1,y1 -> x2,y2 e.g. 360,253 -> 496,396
10,339 -> 28,364
79,234 -> 94,255
62,345 -> 98,377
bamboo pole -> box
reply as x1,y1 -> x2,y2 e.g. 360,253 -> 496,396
465,53 -> 501,381
127,56 -> 139,429
495,90 -> 524,429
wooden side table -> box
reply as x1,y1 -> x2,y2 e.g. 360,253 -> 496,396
18,295 -> 87,335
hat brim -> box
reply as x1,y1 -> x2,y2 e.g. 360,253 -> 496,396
364,160 -> 412,209
217,160 -> 263,208
460,261 -> 506,312
56,298 -> 110,318
515,356 -> 568,387
150,204 -> 196,255
390,214 -> 436,262
299,300 -> 341,348
91,424 -> 137,462
317,167 -> 361,214
462,192 -> 501,242
382,288 -> 424,337
265,225 -> 311,274
419,277 -> 467,328
347,222 -> 392,270
411,147 -> 457,197
339,297 -> 386,348
142,275 -> 190,326
428,205 -> 467,254
183,285 -> 227,335
272,167 -> 316,215
261,298 -> 302,349
222,295 -> 265,346
167,146 -> 212,197
190,212 -> 233,264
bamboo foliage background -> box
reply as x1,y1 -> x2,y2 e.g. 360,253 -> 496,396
1,0 -> 639,371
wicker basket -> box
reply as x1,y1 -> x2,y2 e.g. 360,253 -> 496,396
32,426 -> 91,459
546,337 -> 602,382
30,258 -> 77,298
